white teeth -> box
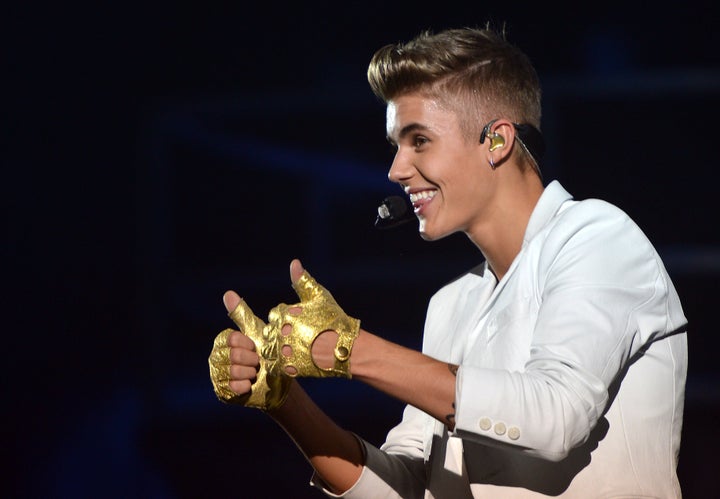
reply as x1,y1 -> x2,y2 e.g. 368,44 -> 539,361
409,190 -> 437,203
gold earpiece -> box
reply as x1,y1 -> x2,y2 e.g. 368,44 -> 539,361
488,133 -> 505,152
480,119 -> 505,153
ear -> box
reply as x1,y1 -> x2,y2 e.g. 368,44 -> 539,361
484,119 -> 517,166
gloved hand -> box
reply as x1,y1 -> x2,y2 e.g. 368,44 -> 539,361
208,298 -> 292,411
267,263 -> 360,379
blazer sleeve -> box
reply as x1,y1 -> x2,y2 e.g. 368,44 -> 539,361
453,200 -> 687,461
312,404 -> 428,498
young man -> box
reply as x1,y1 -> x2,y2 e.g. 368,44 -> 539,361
209,27 -> 688,497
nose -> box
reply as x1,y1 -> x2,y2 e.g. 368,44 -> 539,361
388,149 -> 413,185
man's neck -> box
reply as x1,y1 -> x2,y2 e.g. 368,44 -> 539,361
470,173 -> 544,281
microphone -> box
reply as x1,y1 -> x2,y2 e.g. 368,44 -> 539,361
374,195 -> 414,229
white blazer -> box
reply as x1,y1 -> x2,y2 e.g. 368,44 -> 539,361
315,181 -> 688,498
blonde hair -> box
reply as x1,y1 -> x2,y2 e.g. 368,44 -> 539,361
367,27 -> 542,141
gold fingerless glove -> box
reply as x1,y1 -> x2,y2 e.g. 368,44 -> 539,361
208,270 -> 359,410
267,270 -> 360,378
208,299 -> 291,411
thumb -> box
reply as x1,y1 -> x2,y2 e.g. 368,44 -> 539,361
290,258 -> 305,286
290,258 -> 321,302
223,290 -> 242,313
290,258 -> 331,303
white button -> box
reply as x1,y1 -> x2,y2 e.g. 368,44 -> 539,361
508,426 -> 521,440
479,417 -> 492,431
494,422 -> 507,435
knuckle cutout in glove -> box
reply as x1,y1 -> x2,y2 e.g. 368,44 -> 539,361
266,270 -> 360,378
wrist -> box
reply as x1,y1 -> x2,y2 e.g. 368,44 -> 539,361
348,328 -> 384,380
266,378 -> 301,420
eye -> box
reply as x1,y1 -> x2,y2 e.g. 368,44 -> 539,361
413,135 -> 429,149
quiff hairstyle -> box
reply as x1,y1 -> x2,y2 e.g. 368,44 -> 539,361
367,27 -> 542,141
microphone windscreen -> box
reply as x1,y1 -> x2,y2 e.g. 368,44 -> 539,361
378,195 -> 408,220
375,195 -> 413,229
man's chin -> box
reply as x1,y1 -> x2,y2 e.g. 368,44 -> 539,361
418,218 -> 456,241
418,219 -> 433,241
419,224 -> 451,242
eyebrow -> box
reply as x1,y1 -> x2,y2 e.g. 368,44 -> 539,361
386,122 -> 430,144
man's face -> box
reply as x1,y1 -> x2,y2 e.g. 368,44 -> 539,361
385,93 -> 498,241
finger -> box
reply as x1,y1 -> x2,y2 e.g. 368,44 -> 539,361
211,328 -> 236,354
228,379 -> 253,395
209,344 -> 231,366
290,258 -> 305,285
228,298 -> 263,334
229,346 -> 260,366
291,265 -> 325,302
230,364 -> 259,381
209,362 -> 231,385
227,330 -> 257,350
223,290 -> 242,313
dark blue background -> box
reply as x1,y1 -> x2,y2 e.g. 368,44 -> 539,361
7,2 -> 719,497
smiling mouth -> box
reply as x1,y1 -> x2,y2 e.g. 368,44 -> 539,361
409,189 -> 437,204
